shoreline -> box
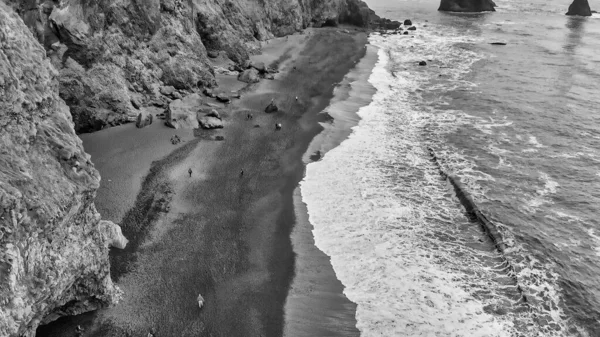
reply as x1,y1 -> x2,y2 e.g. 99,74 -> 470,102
284,44 -> 379,337
37,26 -> 371,337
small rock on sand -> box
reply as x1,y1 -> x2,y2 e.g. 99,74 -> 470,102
265,101 -> 279,113
199,116 -> 224,129
404,19 -> 412,25
419,61 -> 427,66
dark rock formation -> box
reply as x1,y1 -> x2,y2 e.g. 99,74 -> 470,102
0,3 -> 127,336
566,0 -> 592,16
404,19 -> 412,25
438,0 -> 497,12
490,42 -> 507,45
135,110 -> 154,128
265,101 -> 279,113
6,0 -> 397,133
419,61 -> 427,66
408,26 -> 417,31
238,68 -> 261,83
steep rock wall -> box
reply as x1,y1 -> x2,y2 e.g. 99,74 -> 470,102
0,3 -> 127,336
8,0 -> 392,133
566,0 -> 592,15
438,0 -> 497,12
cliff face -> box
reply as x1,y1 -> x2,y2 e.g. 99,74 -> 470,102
7,0 -> 391,133
0,3 -> 127,336
438,0 -> 497,12
566,0 -> 592,16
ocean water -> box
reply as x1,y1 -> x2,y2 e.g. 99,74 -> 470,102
301,0 -> 600,335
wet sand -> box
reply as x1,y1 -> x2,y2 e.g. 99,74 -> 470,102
37,27 -> 370,337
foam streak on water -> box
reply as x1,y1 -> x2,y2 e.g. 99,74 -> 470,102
301,23 -> 589,336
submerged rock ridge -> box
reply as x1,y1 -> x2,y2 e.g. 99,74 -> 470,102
6,0 -> 396,133
566,0 -> 592,16
0,3 -> 127,336
438,0 -> 497,12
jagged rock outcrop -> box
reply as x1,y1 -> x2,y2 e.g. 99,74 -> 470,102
566,0 -> 592,16
438,0 -> 497,12
165,93 -> 203,129
0,3 -> 127,337
6,0 -> 397,133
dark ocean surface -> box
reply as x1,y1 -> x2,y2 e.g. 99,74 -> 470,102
301,0 -> 600,335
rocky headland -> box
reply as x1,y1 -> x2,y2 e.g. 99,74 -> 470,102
0,3 -> 127,337
566,0 -> 592,16
5,0 -> 398,134
438,0 -> 497,12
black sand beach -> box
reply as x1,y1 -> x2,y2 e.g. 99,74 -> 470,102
37,27 -> 370,337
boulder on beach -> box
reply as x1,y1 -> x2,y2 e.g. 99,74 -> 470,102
403,31 -> 409,35
199,116 -> 224,129
265,101 -> 279,113
135,110 -> 154,128
204,108 -> 222,120
238,68 -> 261,83
404,19 -> 412,25
419,61 -> 427,66
216,94 -> 231,103
490,42 -> 507,45
166,94 -> 203,129
408,26 -> 417,31
566,0 -> 592,16
249,61 -> 267,73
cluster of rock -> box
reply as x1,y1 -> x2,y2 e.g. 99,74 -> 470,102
378,19 -> 418,36
237,61 -> 278,83
0,3 -> 127,336
4,0 -> 398,134
164,94 -> 224,130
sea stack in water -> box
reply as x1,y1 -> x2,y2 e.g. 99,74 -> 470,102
566,0 -> 592,16
438,0 -> 496,12
0,3 -> 127,336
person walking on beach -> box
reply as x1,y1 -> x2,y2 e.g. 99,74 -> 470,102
188,168 -> 192,177
240,168 -> 244,177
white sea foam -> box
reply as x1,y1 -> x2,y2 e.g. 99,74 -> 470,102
301,22 -> 585,337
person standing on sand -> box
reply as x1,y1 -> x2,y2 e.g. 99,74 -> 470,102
240,168 -> 244,177
188,168 -> 192,177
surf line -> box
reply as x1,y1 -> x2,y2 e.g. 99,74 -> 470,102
427,146 -> 529,305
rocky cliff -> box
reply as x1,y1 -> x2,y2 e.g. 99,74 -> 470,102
0,3 -> 127,336
438,0 -> 496,12
566,0 -> 592,16
6,0 -> 395,133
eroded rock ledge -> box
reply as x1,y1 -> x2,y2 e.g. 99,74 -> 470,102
6,0 -> 397,133
0,3 -> 127,336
